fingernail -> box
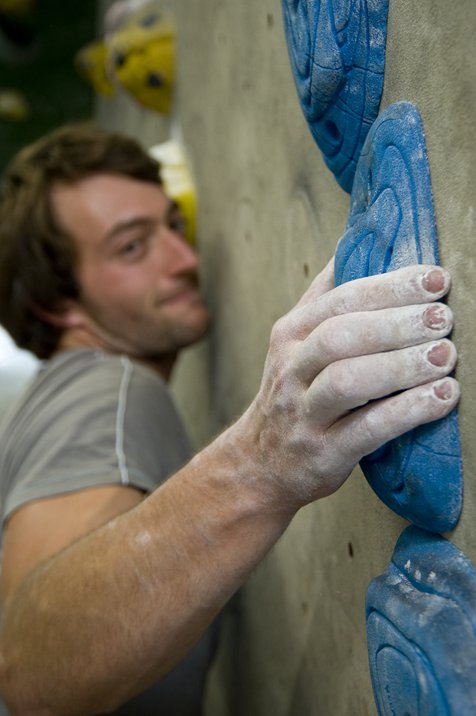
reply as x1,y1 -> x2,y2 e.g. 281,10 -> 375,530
422,268 -> 447,294
433,380 -> 454,400
427,341 -> 451,366
423,305 -> 450,329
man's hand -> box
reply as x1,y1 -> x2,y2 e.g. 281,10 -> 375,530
240,259 -> 459,507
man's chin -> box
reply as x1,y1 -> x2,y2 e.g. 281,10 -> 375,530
182,315 -> 210,347
180,303 -> 210,341
163,310 -> 211,353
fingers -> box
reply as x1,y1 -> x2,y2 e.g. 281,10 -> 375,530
295,302 -> 454,381
304,339 -> 457,426
256,260 -> 460,506
327,377 -> 460,471
329,265 -> 451,314
285,264 -> 451,342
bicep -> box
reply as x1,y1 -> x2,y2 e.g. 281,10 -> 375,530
1,484 -> 146,599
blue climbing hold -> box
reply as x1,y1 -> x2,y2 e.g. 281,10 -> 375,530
366,526 -> 476,715
281,0 -> 389,192
334,101 -> 462,533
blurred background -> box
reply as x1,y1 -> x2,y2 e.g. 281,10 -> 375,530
0,0 -> 95,416
0,1 -> 95,168
0,3 -> 475,713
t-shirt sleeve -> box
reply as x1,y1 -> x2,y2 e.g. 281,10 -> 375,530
0,354 -> 193,523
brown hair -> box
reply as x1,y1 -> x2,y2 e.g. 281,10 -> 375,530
0,123 -> 162,358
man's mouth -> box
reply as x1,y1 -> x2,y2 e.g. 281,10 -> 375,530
160,284 -> 202,306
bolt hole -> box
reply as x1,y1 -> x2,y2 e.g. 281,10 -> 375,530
147,72 -> 164,88
347,542 -> 354,558
114,50 -> 126,68
325,120 -> 341,143
303,262 -> 309,277
140,13 -> 161,28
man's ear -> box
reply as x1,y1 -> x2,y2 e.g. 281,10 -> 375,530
32,301 -> 88,329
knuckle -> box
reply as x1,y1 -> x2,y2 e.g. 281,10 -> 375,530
357,399 -> 402,455
324,361 -> 357,403
270,315 -> 287,347
360,406 -> 384,443
315,317 -> 347,360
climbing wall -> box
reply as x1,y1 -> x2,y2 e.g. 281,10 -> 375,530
95,0 -> 476,713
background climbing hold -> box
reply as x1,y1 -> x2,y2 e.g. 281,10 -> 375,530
281,0 -> 389,192
0,0 -> 35,18
75,39 -> 116,98
106,1 -> 174,114
367,526 -> 476,715
149,140 -> 197,246
0,87 -> 29,120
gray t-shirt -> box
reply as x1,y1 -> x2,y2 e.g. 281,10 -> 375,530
0,349 -> 219,716
0,349 -> 193,523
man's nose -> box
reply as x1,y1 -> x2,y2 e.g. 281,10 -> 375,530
159,225 -> 200,274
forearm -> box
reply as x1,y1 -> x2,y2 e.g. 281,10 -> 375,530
0,414 -> 293,716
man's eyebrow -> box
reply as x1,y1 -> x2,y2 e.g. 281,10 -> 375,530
104,199 -> 181,243
104,216 -> 155,243
103,199 -> 181,244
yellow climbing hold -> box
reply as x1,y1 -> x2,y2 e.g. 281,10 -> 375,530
0,0 -> 35,17
0,89 -> 29,121
107,1 -> 174,114
75,40 -> 116,98
149,141 -> 197,246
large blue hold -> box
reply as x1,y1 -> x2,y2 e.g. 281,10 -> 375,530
281,0 -> 389,192
334,101 -> 462,533
366,526 -> 476,715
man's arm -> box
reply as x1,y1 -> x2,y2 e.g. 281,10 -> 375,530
1,485 -> 146,598
0,262 -> 460,716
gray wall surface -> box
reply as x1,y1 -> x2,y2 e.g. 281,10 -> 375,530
96,0 -> 476,713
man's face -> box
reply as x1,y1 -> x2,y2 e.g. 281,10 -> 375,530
50,173 -> 209,363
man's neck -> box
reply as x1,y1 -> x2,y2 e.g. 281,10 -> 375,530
136,354 -> 177,382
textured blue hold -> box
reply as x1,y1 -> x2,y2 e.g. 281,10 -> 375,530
334,101 -> 463,533
281,0 -> 389,192
366,526 -> 476,715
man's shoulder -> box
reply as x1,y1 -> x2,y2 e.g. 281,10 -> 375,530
41,348 -> 159,383
34,349 -> 166,398
0,353 -> 190,528
0,349 -> 170,438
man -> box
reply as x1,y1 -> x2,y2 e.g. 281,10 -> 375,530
0,124 -> 459,716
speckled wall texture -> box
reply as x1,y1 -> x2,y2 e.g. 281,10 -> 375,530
96,0 -> 476,713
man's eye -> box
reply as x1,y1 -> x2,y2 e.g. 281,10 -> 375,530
169,215 -> 186,235
119,238 -> 144,257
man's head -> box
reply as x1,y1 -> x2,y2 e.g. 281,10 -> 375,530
0,124 -> 208,365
